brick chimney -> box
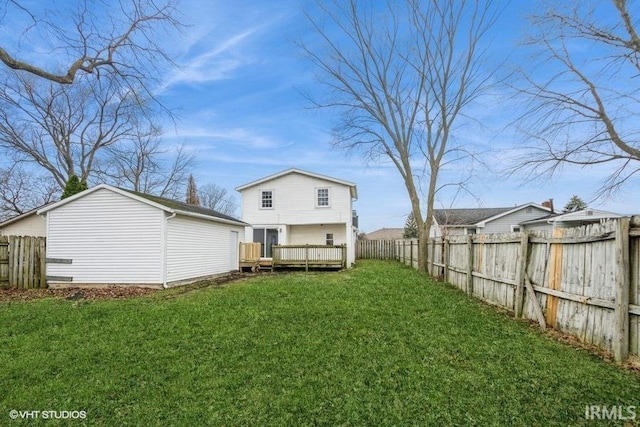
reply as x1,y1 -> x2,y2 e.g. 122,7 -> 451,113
541,199 -> 554,214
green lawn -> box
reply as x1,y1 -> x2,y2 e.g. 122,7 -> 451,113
1,261 -> 639,426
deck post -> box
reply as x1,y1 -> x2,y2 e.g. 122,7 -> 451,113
305,245 -> 309,272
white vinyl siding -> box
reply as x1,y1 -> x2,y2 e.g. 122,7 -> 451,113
316,187 -> 330,207
46,189 -> 164,284
481,207 -> 550,234
0,214 -> 46,237
241,174 -> 352,226
166,215 -> 244,283
289,224 -> 345,246
239,171 -> 357,267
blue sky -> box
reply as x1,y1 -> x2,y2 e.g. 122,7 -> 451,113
5,0 -> 640,232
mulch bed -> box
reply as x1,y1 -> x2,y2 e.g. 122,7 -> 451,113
0,272 -> 252,302
0,287 -> 156,302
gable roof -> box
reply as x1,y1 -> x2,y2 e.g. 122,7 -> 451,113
520,208 -> 624,226
434,207 -> 512,227
0,203 -> 52,228
434,203 -> 551,227
365,228 -> 404,240
235,168 -> 358,199
37,184 -> 247,226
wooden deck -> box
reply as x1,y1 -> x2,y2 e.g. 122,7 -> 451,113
239,243 -> 346,272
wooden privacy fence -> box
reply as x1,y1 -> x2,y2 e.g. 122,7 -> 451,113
360,218 -> 640,363
357,239 -> 419,269
357,239 -> 399,259
0,235 -> 46,289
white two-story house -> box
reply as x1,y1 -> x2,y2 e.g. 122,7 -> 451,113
235,168 -> 358,266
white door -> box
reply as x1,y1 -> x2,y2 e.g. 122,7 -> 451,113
230,231 -> 239,271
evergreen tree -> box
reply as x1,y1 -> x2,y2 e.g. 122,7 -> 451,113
563,195 -> 587,212
403,212 -> 418,238
61,175 -> 87,199
186,174 -> 200,206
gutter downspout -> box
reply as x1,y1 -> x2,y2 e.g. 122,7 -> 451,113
163,212 -> 177,289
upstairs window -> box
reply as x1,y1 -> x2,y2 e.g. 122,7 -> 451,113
261,190 -> 273,209
317,188 -> 330,207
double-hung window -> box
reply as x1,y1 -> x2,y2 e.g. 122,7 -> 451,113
316,188 -> 330,207
261,190 -> 273,209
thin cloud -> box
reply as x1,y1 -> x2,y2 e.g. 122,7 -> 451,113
163,126 -> 291,150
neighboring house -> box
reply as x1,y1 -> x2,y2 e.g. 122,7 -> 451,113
37,184 -> 246,288
431,203 -> 552,237
0,205 -> 49,237
520,208 -> 624,232
364,228 -> 404,240
235,168 -> 358,266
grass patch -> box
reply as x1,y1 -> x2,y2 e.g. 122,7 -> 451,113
1,261 -> 638,425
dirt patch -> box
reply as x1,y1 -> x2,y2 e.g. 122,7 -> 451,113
0,273 -> 253,302
0,287 -> 156,302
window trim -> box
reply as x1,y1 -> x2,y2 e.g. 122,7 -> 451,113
316,187 -> 330,208
260,189 -> 274,209
326,233 -> 334,245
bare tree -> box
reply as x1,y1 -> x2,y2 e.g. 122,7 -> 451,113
101,129 -> 195,199
0,71 -> 151,189
0,0 -> 180,92
0,166 -> 58,221
199,183 -> 238,217
512,0 -> 640,198
303,0 -> 500,272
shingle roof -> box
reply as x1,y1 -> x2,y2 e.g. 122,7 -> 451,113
434,207 -> 513,226
0,202 -> 53,227
365,228 -> 404,240
120,188 -> 245,224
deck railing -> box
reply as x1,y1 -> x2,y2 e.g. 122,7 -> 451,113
272,244 -> 346,271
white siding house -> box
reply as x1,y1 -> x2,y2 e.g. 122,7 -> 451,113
431,203 -> 551,237
520,208 -> 624,232
0,206 -> 48,237
38,185 -> 246,288
236,168 -> 358,266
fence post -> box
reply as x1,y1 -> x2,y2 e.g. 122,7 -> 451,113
39,237 -> 47,288
430,239 -> 435,276
410,240 -> 414,269
613,217 -> 630,363
514,232 -> 529,318
466,234 -> 474,295
443,238 -> 450,282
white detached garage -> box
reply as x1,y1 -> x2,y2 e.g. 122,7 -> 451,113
38,185 -> 246,288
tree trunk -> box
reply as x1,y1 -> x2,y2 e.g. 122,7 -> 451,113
418,224 -> 430,274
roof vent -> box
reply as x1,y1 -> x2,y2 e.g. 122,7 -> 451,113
586,210 -> 593,216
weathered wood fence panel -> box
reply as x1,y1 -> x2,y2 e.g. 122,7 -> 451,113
0,236 -> 8,287
0,235 -> 46,289
357,239 -> 419,268
358,218 -> 640,363
356,240 -> 397,260
239,242 -> 261,262
394,239 -> 419,269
